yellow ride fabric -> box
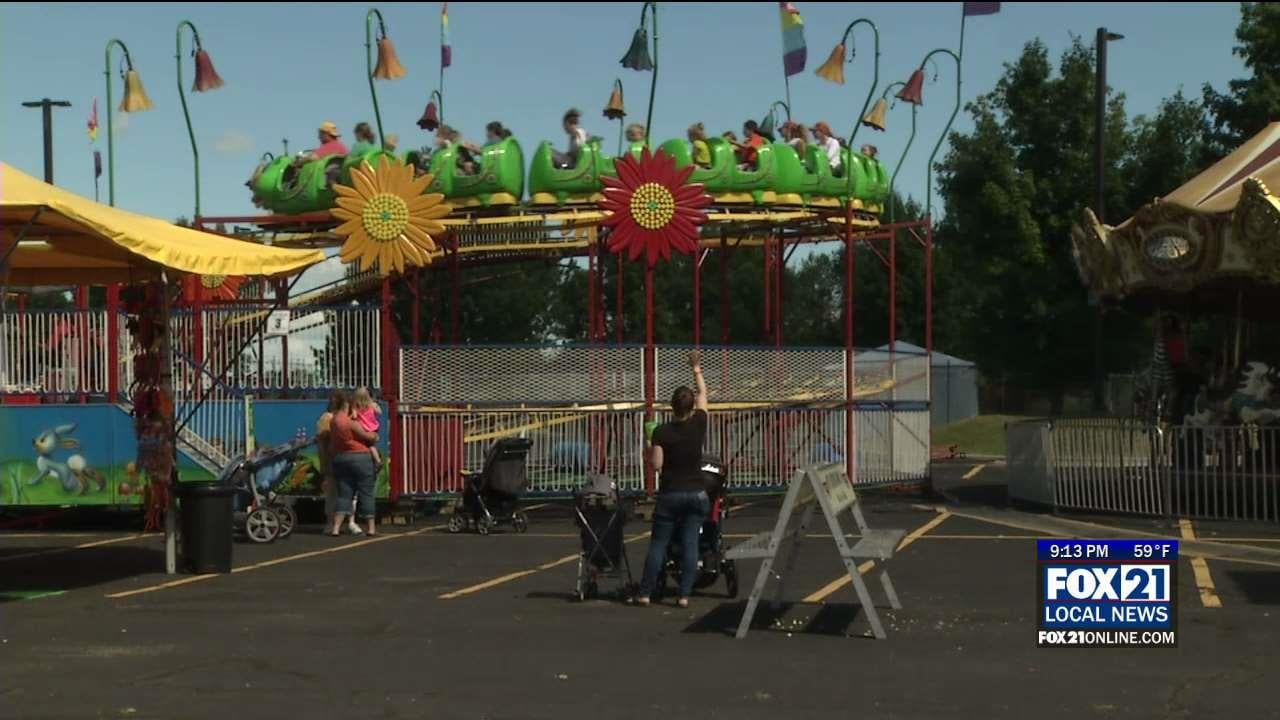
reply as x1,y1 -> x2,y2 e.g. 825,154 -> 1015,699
0,163 -> 324,284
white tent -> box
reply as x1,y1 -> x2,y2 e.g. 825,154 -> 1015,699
872,341 -> 979,427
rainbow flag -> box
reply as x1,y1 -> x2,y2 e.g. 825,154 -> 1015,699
779,2 -> 806,77
87,98 -> 98,142
441,2 -> 452,69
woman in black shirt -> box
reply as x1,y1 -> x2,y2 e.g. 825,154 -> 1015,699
635,351 -> 710,607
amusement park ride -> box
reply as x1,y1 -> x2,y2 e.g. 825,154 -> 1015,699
1,4 -> 965,522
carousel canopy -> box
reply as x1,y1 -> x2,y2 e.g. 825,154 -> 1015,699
1161,121 -> 1280,214
0,163 -> 324,285
1072,123 -> 1280,316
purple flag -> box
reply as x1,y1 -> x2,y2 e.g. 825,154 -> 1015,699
441,3 -> 452,69
963,2 -> 1000,16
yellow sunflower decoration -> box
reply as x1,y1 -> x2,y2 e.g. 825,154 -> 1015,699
331,156 -> 451,275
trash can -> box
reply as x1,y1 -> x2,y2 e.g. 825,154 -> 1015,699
178,481 -> 235,574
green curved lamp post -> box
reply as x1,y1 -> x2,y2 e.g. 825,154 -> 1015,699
815,19 -> 880,157
105,39 -> 152,207
880,81 -> 919,224
619,1 -> 658,146
176,20 -> 225,220
365,8 -> 406,150
908,48 -> 960,220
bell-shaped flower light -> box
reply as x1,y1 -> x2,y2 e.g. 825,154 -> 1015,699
192,47 -> 224,92
119,66 -> 154,112
417,100 -> 440,131
896,68 -> 925,106
604,81 -> 626,120
759,108 -> 777,138
861,97 -> 888,131
814,42 -> 846,85
373,33 -> 408,80
619,25 -> 654,71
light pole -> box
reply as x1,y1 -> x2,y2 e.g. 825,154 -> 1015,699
1093,27 -> 1123,412
813,18 -> 881,163
619,2 -> 658,146
366,8 -> 408,150
104,38 -> 153,206
21,98 -> 72,183
177,20 -> 225,220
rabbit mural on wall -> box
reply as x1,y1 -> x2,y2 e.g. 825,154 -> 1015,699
30,423 -> 106,495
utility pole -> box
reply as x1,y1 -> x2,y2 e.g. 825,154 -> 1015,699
21,98 -> 72,183
1093,28 -> 1123,412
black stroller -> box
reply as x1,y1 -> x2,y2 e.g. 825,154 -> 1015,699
573,472 -> 635,601
448,437 -> 532,535
657,454 -> 740,598
218,436 -> 312,543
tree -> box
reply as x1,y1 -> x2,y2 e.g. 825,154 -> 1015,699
1121,91 -> 1215,211
1202,2 -> 1280,156
933,38 -> 1136,407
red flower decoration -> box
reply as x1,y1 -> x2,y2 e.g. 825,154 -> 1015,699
183,274 -> 246,303
600,148 -> 712,265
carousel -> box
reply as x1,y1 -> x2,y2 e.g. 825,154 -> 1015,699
1072,121 -> 1280,429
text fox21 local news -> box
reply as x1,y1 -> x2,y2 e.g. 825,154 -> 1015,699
1037,540 -> 1178,648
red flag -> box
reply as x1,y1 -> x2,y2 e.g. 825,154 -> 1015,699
963,2 -> 1000,16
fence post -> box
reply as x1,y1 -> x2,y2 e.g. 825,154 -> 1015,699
107,284 -> 120,403
381,276 -> 402,501
276,279 -> 289,396
1158,425 -> 1172,520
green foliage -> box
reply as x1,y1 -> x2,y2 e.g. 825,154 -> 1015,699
1202,2 -> 1280,156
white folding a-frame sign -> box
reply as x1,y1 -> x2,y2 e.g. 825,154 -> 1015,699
725,463 -> 907,639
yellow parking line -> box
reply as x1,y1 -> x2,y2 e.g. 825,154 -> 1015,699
439,532 -> 650,600
962,463 -> 990,481
802,510 -> 952,603
1179,519 -> 1222,609
1,533 -> 149,564
106,525 -> 446,599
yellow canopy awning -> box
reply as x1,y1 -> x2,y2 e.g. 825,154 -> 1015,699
0,162 -> 325,285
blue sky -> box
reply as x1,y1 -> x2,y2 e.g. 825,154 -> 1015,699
1,2 -> 1247,225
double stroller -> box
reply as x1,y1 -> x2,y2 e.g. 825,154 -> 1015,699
448,437 -> 532,535
655,454 -> 740,599
217,436 -> 312,543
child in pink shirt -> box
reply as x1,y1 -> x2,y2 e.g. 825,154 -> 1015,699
352,387 -> 382,468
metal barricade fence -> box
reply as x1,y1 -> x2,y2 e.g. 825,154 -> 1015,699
1026,419 -> 1280,523
1050,418 -> 1167,517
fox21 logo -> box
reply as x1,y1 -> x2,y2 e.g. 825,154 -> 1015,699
1037,540 -> 1178,648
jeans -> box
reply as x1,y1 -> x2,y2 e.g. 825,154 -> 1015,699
333,452 -> 376,520
639,490 -> 710,598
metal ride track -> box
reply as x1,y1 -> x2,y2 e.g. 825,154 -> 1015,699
196,205 -> 883,308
